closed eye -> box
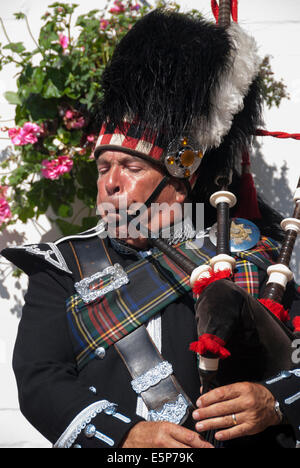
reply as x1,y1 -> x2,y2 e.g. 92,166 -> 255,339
97,166 -> 109,174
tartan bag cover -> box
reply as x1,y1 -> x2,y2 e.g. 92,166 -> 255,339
66,236 -> 280,370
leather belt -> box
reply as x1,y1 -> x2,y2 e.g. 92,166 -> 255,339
69,237 -> 113,279
115,325 -> 195,425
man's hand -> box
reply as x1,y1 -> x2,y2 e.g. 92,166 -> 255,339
121,421 -> 214,448
193,382 -> 280,442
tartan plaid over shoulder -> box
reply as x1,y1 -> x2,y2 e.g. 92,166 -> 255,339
66,236 -> 280,370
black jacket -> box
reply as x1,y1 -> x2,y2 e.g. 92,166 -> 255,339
1,230 -> 300,448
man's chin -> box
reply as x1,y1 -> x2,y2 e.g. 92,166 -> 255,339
103,221 -> 149,249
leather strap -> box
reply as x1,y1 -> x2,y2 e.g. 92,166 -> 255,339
114,325 -> 195,424
69,237 -> 112,279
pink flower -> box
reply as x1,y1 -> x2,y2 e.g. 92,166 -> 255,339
0,186 -> 8,198
41,156 -> 73,180
0,197 -> 12,224
100,19 -> 109,30
87,134 -> 96,142
70,116 -> 85,129
7,128 -> 20,144
8,122 -> 42,146
109,1 -> 125,14
59,34 -> 69,50
65,110 -> 75,119
63,108 -> 86,129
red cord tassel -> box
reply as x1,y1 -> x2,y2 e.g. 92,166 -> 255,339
192,269 -> 232,297
234,150 -> 261,220
190,333 -> 231,359
292,316 -> 300,332
259,298 -> 290,323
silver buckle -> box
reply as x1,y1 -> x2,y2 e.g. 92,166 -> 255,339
75,263 -> 129,303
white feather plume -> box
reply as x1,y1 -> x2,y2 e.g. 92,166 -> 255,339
198,23 -> 261,150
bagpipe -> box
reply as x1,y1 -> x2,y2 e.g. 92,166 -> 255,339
144,0 -> 300,405
148,175 -> 299,391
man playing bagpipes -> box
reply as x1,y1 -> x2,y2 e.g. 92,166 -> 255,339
2,5 -> 300,448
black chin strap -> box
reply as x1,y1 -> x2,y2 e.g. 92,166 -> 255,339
126,175 -> 169,220
143,175 -> 170,209
125,175 -> 170,236
102,175 -> 170,240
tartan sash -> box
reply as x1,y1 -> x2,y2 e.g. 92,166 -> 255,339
66,236 -> 280,370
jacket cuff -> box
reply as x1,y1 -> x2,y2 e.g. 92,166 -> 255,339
54,400 -> 144,448
260,369 -> 300,445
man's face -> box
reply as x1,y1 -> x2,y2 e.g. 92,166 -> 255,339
96,151 -> 186,247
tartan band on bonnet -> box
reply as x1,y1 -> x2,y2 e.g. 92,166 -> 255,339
95,121 -> 164,162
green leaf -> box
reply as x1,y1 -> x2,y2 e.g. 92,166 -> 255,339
4,91 -> 21,105
14,104 -> 30,125
38,22 -> 60,49
63,87 -> 81,99
27,181 -> 49,213
43,79 -> 61,98
18,205 -> 35,223
57,127 -> 71,144
81,216 -> 99,231
31,68 -> 45,92
58,203 -> 73,218
47,67 -> 68,92
17,63 -> 34,87
8,166 -> 29,185
55,219 -> 81,236
12,268 -> 23,278
69,130 -> 82,147
3,42 -> 26,54
42,136 -> 58,152
25,94 -> 59,120
14,12 -> 26,20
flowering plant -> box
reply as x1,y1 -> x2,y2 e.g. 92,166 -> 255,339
0,1 -> 289,236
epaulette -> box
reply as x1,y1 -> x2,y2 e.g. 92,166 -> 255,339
0,222 -> 107,277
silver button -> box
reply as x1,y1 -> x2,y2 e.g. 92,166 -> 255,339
84,424 -> 96,439
73,444 -> 82,448
84,424 -> 114,446
95,347 -> 106,359
89,386 -> 97,394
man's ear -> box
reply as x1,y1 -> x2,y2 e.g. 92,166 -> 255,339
172,179 -> 188,203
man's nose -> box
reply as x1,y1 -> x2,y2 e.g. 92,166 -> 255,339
105,165 -> 122,196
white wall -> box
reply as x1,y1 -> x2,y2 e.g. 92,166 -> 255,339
0,0 -> 299,448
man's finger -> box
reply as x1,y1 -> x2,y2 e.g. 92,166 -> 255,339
169,424 -> 214,448
195,412 -> 244,433
214,422 -> 250,442
193,398 -> 245,421
196,383 -> 245,408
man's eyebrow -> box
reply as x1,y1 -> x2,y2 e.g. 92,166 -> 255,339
97,155 -> 147,165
